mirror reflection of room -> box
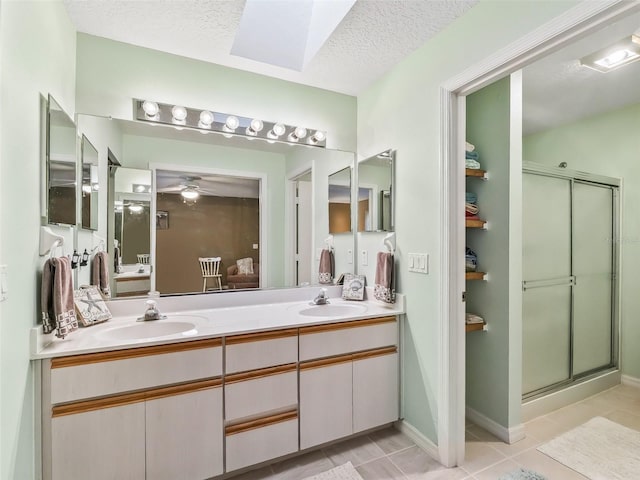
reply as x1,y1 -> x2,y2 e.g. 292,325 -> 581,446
357,150 -> 393,232
80,135 -> 99,231
47,95 -> 77,226
155,169 -> 260,294
328,166 -> 352,234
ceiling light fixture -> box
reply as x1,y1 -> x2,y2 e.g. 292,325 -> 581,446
134,99 -> 327,148
181,187 -> 200,200
128,204 -> 143,214
580,35 -> 640,73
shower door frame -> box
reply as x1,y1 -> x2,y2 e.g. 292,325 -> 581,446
522,162 -> 620,401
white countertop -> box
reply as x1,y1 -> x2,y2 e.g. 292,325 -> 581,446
31,288 -> 405,359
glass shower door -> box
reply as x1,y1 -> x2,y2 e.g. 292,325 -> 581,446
522,173 -> 572,395
572,181 -> 614,375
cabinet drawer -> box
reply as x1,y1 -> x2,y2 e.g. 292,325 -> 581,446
50,339 -> 222,404
299,317 -> 397,361
225,412 -> 298,472
225,329 -> 297,374
225,366 -> 297,422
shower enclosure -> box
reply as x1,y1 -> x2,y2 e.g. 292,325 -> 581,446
522,163 -> 619,399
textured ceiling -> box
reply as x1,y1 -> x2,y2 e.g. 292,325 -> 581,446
63,0 -> 479,95
522,10 -> 640,136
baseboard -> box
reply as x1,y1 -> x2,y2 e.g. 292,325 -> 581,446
465,407 -> 525,444
621,374 -> 640,389
395,420 -> 439,462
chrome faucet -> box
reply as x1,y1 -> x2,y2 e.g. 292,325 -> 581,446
138,299 -> 167,321
311,288 -> 329,305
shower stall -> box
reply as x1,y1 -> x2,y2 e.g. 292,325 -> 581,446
522,163 -> 619,400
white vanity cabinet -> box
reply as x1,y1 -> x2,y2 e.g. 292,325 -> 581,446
298,317 -> 399,449
224,329 -> 299,472
42,339 -> 224,480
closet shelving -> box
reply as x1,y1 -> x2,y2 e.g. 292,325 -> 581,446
465,167 -> 488,332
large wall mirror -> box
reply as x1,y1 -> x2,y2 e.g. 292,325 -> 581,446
46,95 -> 77,226
77,113 -> 356,298
328,166 -> 352,234
80,135 -> 99,230
357,149 -> 394,232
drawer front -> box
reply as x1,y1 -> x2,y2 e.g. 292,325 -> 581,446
226,331 -> 297,374
353,351 -> 399,433
225,416 -> 298,472
299,317 -> 397,361
225,368 -> 297,422
51,344 -> 222,404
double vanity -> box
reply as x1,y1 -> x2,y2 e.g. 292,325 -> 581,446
32,287 -> 405,480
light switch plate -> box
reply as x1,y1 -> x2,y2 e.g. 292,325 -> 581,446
360,250 -> 368,266
0,265 -> 7,302
347,249 -> 353,264
408,253 -> 429,274
252,243 -> 259,250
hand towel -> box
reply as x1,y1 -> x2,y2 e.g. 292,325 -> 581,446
41,256 -> 78,339
92,251 -> 111,299
374,252 -> 395,304
465,159 -> 481,170
318,248 -> 334,284
465,150 -> 479,161
113,245 -> 122,273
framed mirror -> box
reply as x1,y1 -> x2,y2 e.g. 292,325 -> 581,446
328,166 -> 352,234
78,113 -> 355,298
46,95 -> 77,226
80,135 -> 99,230
357,149 -> 394,232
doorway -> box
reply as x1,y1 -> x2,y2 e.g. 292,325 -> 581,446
293,171 -> 313,286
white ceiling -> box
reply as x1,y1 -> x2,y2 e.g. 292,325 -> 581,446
522,10 -> 640,136
62,0 -> 478,96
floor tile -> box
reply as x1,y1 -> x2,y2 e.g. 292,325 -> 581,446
459,441 -> 506,475
368,427 -> 416,455
523,416 -> 567,442
489,434 -> 541,458
544,401 -> 604,431
603,409 -> 640,431
512,448 -> 589,479
357,457 -> 407,480
472,459 -> 520,480
323,435 -> 386,467
270,450 -> 334,480
390,446 -> 467,480
228,465 -> 275,479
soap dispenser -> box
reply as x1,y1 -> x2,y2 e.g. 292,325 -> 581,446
140,299 -> 165,321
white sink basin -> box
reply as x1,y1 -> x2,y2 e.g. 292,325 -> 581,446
97,318 -> 200,341
298,304 -> 367,317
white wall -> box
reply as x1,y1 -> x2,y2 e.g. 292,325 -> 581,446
0,1 -> 76,479
357,0 -> 577,443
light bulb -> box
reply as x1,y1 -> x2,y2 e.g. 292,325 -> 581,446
181,188 -> 199,200
273,123 -> 286,136
129,204 -> 143,213
250,119 -> 264,133
310,130 -> 326,143
142,101 -> 159,117
199,110 -> 215,127
225,115 -> 239,131
294,127 -> 307,139
171,105 -> 188,122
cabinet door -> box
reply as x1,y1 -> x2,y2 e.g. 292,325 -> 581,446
51,403 -> 145,480
353,351 -> 399,433
146,386 -> 223,480
299,359 -> 352,449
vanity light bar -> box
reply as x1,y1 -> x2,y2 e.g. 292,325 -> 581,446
134,99 -> 327,148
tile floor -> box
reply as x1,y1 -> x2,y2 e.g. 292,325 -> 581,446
229,384 -> 640,480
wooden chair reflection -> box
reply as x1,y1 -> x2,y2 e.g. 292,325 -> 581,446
137,253 -> 150,264
198,257 -> 222,292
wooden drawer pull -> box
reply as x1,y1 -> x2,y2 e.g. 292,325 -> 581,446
299,353 -> 354,370
225,410 -> 298,436
52,377 -> 222,417
225,363 -> 297,384
352,346 -> 397,361
226,328 -> 298,345
51,338 -> 223,368
299,316 -> 396,335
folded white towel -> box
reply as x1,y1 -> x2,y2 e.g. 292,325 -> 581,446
466,141 -> 475,152
466,313 -> 484,324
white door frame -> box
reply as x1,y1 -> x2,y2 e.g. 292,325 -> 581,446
438,0 -> 639,467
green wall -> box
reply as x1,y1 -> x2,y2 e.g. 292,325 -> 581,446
75,34 -> 357,152
356,0 -> 577,443
524,101 -> 640,380
0,1 -> 77,479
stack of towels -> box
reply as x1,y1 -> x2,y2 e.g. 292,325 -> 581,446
466,313 -> 484,325
465,247 -> 478,272
466,192 -> 479,220
465,141 -> 481,170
